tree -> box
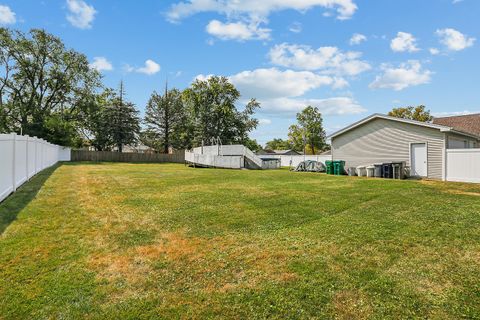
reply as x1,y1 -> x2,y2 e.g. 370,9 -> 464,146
244,138 -> 262,152
388,105 -> 432,122
265,138 -> 292,151
76,88 -> 116,151
144,84 -> 187,153
183,76 -> 259,147
288,106 -> 327,155
0,28 -> 100,145
105,82 -> 140,153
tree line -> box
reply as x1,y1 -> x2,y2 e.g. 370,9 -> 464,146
0,28 -> 260,152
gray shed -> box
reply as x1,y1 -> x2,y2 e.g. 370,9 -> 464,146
329,114 -> 480,179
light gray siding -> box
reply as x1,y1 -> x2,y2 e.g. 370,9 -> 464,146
446,133 -> 479,149
332,118 -> 445,179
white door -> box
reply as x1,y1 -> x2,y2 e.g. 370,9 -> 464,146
411,143 -> 427,177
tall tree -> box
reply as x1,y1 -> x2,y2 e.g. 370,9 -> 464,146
288,106 -> 327,155
0,28 -> 100,145
265,138 -> 292,151
183,76 -> 259,147
244,138 -> 262,152
144,83 -> 187,153
104,82 -> 140,152
76,88 -> 116,151
388,105 -> 432,122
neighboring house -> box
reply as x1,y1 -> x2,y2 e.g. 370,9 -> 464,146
328,113 -> 480,179
256,149 -> 301,155
432,113 -> 480,147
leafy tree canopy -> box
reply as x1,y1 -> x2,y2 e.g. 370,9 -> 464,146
182,76 -> 259,147
0,28 -> 101,146
144,86 -> 188,153
388,105 -> 432,122
288,106 -> 327,155
265,138 -> 292,151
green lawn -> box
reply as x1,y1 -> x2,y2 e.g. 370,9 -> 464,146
0,163 -> 479,319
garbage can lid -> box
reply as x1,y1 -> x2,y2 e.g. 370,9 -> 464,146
356,165 -> 366,169
366,166 -> 375,169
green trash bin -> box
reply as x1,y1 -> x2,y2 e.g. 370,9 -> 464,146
333,160 -> 346,175
325,160 -> 334,175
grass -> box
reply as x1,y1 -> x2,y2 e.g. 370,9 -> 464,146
0,163 -> 479,319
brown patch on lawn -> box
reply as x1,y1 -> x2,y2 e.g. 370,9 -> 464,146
445,190 -> 480,197
88,231 -> 302,301
136,232 -> 206,262
419,179 -> 480,197
332,290 -> 372,320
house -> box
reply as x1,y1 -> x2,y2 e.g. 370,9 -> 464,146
256,149 -> 301,156
328,113 -> 480,179
432,113 -> 480,146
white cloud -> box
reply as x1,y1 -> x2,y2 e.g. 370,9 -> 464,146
260,97 -> 366,115
452,0 -> 463,4
89,57 -> 113,72
349,33 -> 367,45
258,118 -> 272,125
369,60 -> 432,91
194,74 -> 214,82
390,32 -> 420,52
167,0 -> 357,41
0,5 -> 16,25
206,20 -> 270,41
289,22 -> 302,33
436,28 -> 475,51
66,0 -> 96,29
167,0 -> 358,22
268,43 -> 371,76
429,48 -> 440,55
229,68 -> 335,99
126,59 -> 161,75
433,110 -> 480,117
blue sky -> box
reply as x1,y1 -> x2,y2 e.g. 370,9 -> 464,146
0,0 -> 479,145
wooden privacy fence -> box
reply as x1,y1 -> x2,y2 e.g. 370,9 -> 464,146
71,150 -> 185,163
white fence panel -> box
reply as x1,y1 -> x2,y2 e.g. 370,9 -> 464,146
258,154 -> 332,167
446,149 -> 480,183
0,133 -> 71,203
14,135 -> 28,189
0,134 -> 14,202
27,137 -> 36,179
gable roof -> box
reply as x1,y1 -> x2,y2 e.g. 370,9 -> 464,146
432,113 -> 480,137
328,113 -> 480,139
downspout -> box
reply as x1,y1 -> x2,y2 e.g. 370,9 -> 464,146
442,133 -> 448,181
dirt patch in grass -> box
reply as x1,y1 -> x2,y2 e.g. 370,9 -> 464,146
88,231 -> 301,301
420,179 -> 480,196
332,289 -> 373,320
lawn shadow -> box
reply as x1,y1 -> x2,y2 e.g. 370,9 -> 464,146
0,164 -> 60,235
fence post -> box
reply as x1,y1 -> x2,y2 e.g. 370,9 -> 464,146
11,133 -> 16,192
25,135 -> 29,180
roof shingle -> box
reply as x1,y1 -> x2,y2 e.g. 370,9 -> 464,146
432,114 -> 480,137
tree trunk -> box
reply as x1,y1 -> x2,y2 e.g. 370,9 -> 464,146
118,144 -> 123,153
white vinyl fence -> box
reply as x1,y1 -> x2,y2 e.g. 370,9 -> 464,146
445,149 -> 480,183
257,154 -> 332,168
0,133 -> 71,203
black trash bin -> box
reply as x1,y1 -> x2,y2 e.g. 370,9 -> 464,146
374,163 -> 383,178
382,163 -> 393,179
